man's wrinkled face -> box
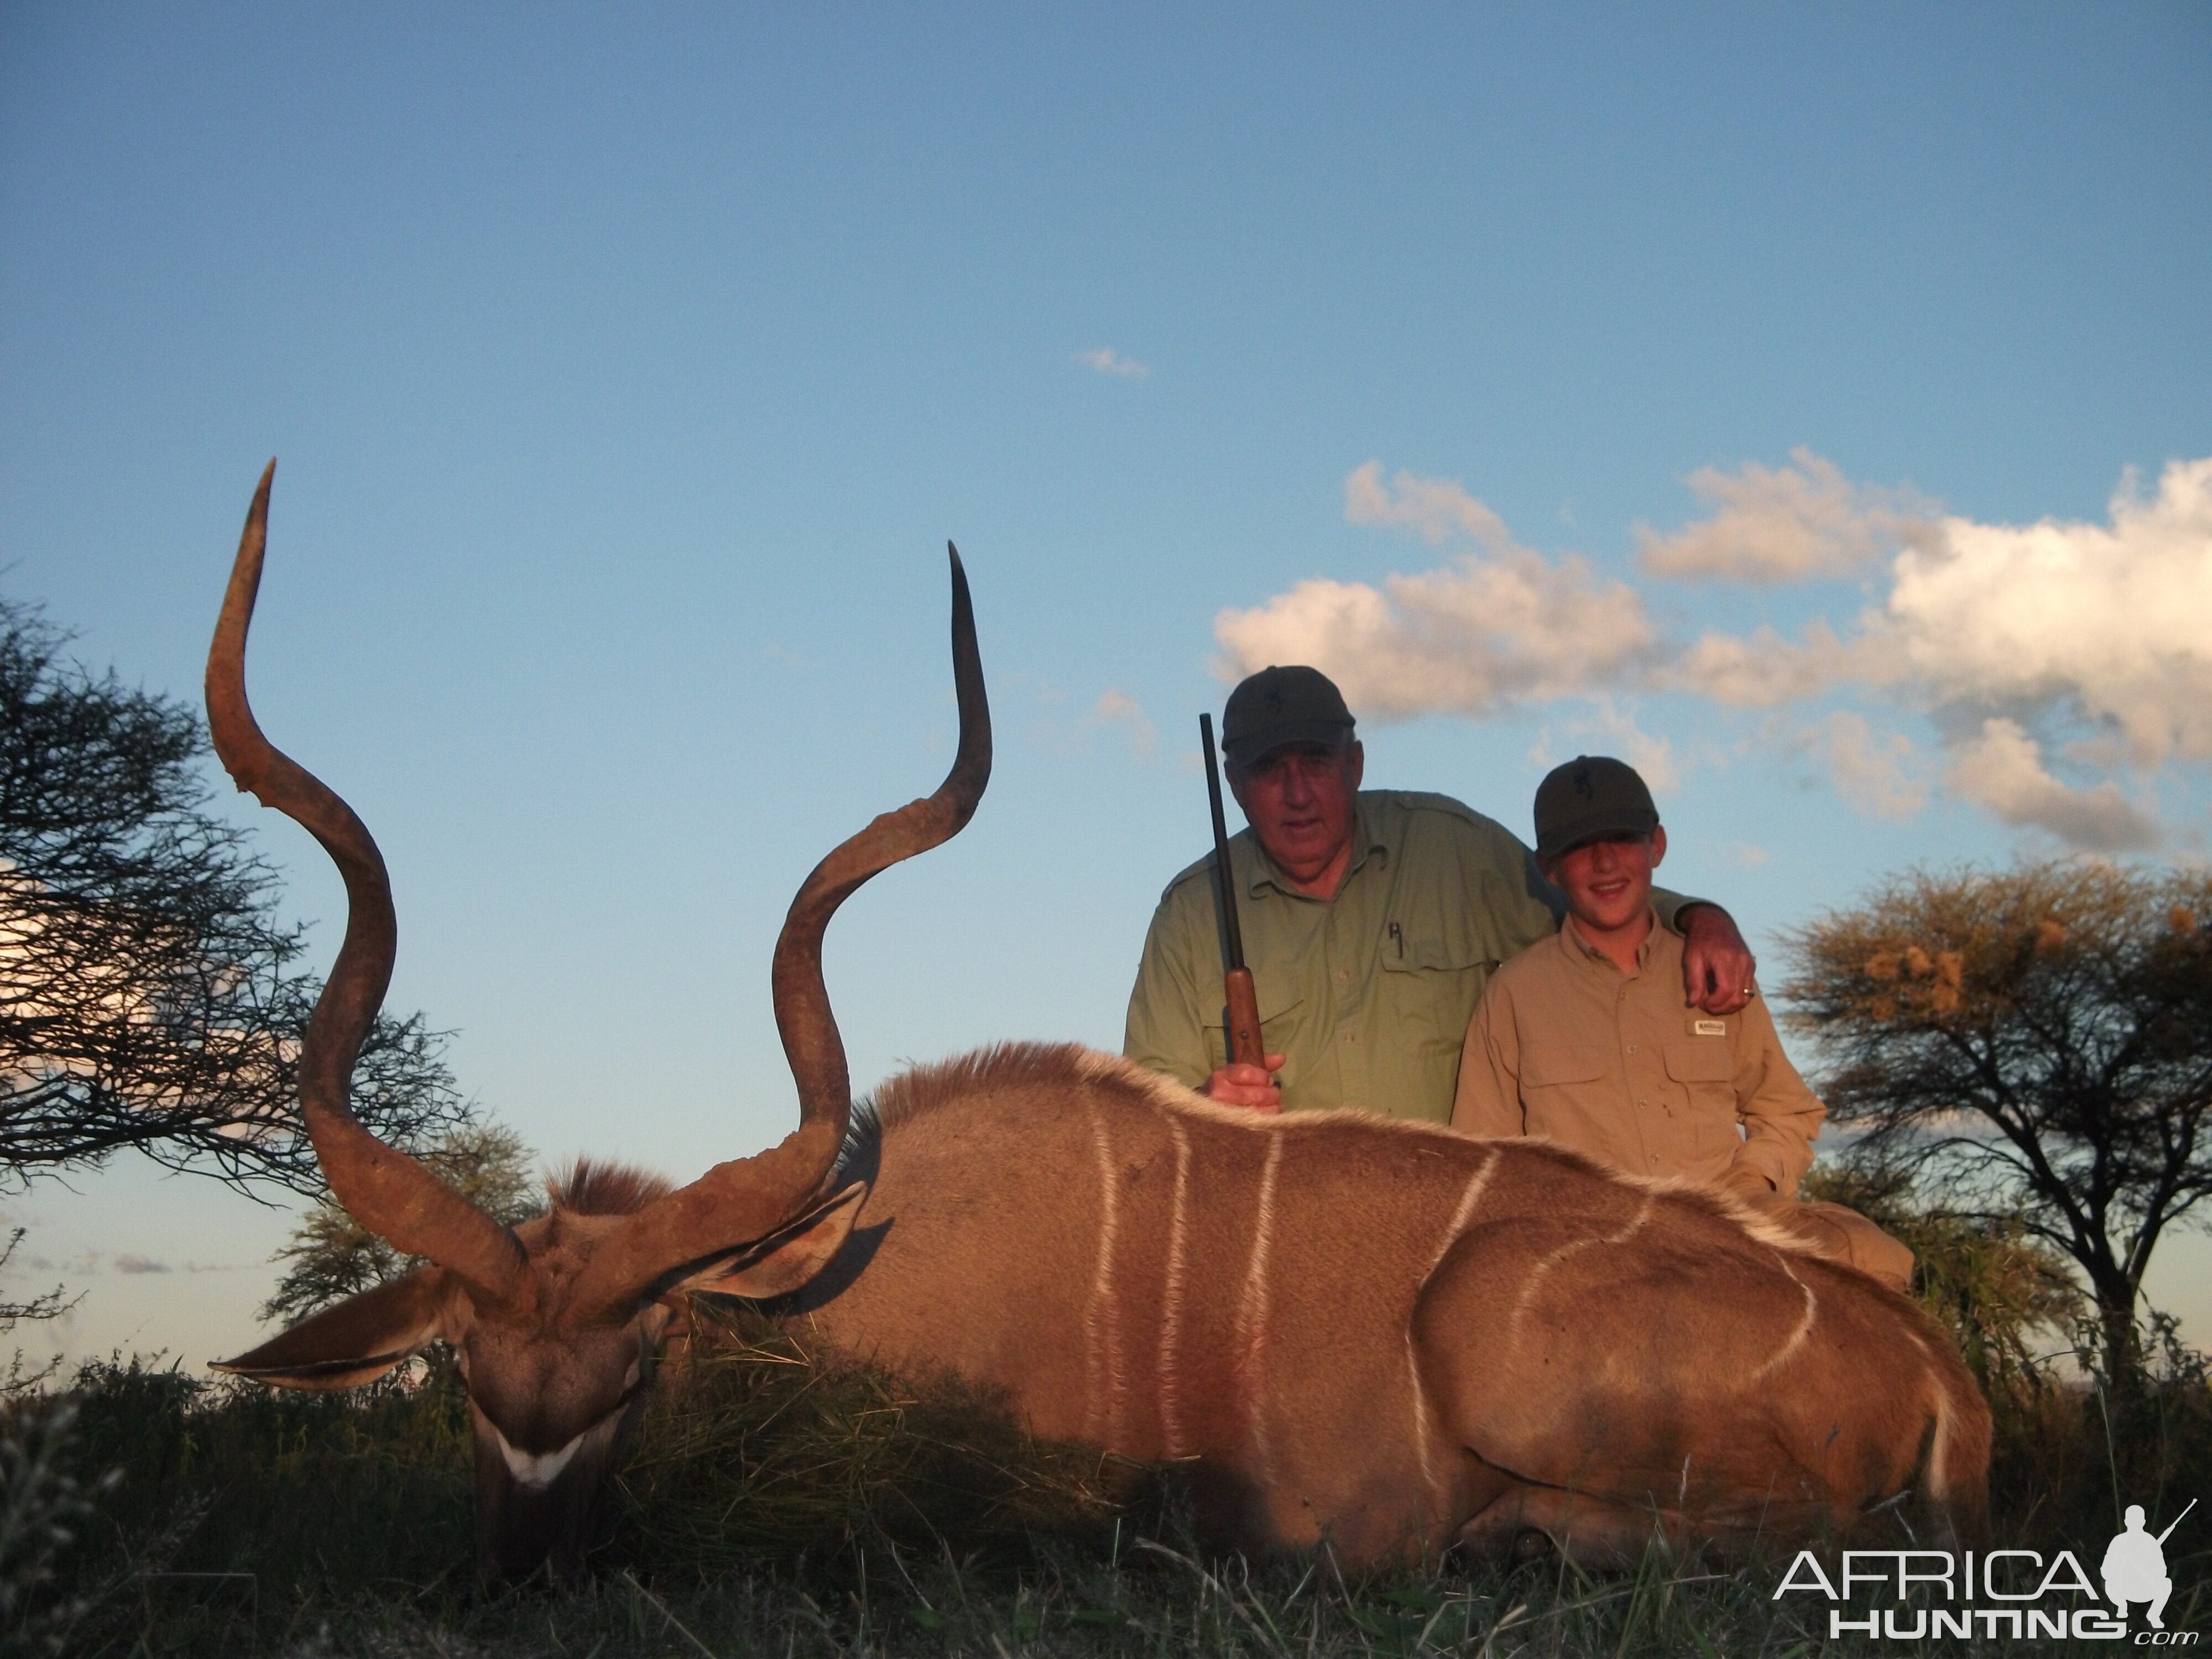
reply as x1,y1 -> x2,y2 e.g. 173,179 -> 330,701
1229,739 -> 1363,893
1542,828 -> 1667,938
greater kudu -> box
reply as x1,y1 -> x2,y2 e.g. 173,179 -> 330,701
212,466 -> 1989,1579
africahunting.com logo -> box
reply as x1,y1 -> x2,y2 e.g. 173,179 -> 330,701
1772,1500 -> 2195,1643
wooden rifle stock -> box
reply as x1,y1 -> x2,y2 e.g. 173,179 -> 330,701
1221,965 -> 1264,1071
1200,714 -> 1266,1070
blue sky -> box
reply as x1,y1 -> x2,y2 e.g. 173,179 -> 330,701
3,5 -> 2209,1364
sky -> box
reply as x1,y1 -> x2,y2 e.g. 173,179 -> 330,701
3,4 -> 2209,1368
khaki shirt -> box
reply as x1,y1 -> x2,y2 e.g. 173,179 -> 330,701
1450,915 -> 1823,1191
1124,792 -> 1707,1121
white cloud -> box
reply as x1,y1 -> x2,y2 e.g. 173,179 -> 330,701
1888,458 -> 2212,766
1569,700 -> 1682,794
1667,619 -> 1901,708
1087,687 -> 1157,760
1636,448 -> 1934,583
1214,463 -> 1657,719
1343,461 -> 1513,549
1077,347 -> 1149,379
1214,555 -> 1656,721
1228,454 -> 2212,853
1802,711 -> 1928,821
1945,719 -> 2158,850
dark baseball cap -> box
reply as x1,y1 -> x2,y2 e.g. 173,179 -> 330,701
1533,755 -> 1659,860
1220,666 -> 1355,768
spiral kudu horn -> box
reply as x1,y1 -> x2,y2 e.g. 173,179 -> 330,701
571,545 -> 991,1312
206,463 -> 525,1301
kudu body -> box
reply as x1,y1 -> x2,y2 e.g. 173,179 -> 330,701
211,467 -> 1988,1578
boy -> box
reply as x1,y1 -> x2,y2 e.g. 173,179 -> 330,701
1449,755 -> 1911,1291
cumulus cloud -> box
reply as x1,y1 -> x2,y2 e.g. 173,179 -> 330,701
1569,700 -> 1682,794
1636,448 -> 1934,582
1213,464 -> 1656,720
1343,461 -> 1514,549
1945,719 -> 2158,851
1215,556 -> 1656,721
1087,688 -> 1157,760
1801,711 -> 1929,821
1887,458 -> 2212,766
1221,455 -> 2211,852
1077,347 -> 1149,379
1667,619 -> 1900,708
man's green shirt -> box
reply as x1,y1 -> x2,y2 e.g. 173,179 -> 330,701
1123,791 -> 1698,1123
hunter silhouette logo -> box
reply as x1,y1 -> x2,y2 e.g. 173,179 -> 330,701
2106,1500 -> 2193,1631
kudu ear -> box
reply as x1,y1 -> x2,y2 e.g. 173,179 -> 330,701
212,1266 -> 448,1391
674,1181 -> 868,1301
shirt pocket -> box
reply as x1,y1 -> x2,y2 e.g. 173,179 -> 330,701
1662,1040 -> 1740,1155
1378,922 -> 1496,1051
1522,1043 -> 1607,1089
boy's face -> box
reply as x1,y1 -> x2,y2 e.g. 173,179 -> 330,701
1542,827 -> 1667,936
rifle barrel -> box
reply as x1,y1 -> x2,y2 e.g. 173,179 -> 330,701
2157,1496 -> 2197,1544
1201,714 -> 1246,972
1200,714 -> 1265,1071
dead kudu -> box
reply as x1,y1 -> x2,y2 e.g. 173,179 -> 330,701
211,465 -> 1989,1580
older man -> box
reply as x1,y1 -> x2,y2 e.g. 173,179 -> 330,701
1123,666 -> 1755,1118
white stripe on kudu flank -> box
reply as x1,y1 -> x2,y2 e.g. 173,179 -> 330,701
1429,1149 -> 1501,1270
1405,1150 -> 1498,1503
1405,1329 -> 1441,1500
1083,1106 -> 1124,1444
1507,1193 -> 1655,1345
1159,1117 -> 1192,1457
1232,1133 -> 1285,1478
1753,1266 -> 1819,1383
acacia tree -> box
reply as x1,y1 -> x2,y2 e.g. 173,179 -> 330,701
262,1122 -> 540,1324
0,596 -> 472,1196
1783,860 -> 2212,1384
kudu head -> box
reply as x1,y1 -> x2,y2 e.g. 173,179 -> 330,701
207,463 -> 990,1580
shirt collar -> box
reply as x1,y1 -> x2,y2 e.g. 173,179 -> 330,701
1559,906 -> 1665,970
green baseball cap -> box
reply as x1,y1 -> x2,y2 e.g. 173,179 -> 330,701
1221,666 -> 1356,768
1533,755 -> 1659,859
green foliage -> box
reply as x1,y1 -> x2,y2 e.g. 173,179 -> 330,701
1783,860 -> 2212,1381
261,1122 -> 542,1324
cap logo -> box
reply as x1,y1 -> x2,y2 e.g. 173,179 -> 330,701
1574,766 -> 1594,798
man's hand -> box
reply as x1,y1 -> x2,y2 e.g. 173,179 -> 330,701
1678,902 -> 1757,1016
1720,1164 -> 1781,1208
1206,1052 -> 1287,1113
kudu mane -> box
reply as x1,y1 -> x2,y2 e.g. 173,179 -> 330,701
547,1159 -> 677,1218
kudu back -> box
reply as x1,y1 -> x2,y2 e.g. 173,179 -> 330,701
211,466 -> 1988,1578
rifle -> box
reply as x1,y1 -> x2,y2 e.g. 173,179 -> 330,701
1200,713 -> 1266,1071
2157,1498 -> 2196,1545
